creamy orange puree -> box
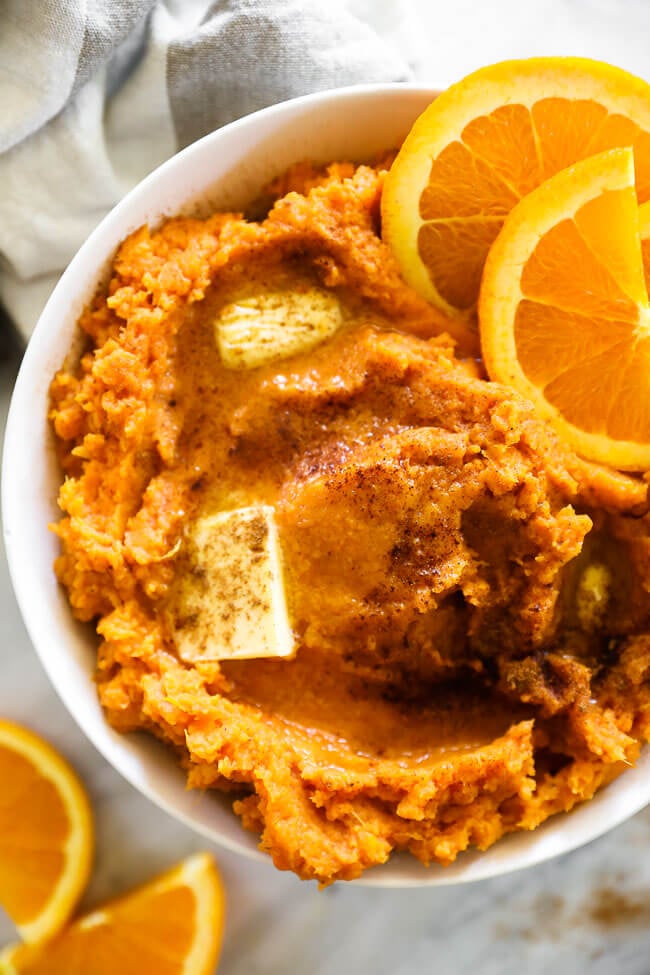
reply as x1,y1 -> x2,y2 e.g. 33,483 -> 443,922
50,159 -> 650,883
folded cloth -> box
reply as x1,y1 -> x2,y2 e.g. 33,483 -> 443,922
0,0 -> 410,341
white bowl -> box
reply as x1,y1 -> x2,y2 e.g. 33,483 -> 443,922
4,84 -> 650,887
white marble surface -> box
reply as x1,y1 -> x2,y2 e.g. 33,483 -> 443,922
349,0 -> 650,89
5,2 -> 650,970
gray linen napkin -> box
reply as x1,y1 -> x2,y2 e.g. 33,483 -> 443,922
0,0 -> 410,340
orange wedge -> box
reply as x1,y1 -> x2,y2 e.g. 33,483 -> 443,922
479,146 -> 650,471
0,853 -> 225,975
382,57 -> 650,336
0,719 -> 93,944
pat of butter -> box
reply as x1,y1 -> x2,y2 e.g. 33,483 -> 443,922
173,506 -> 295,663
576,562 -> 611,630
216,287 -> 344,369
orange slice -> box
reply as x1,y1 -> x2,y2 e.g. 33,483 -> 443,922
382,57 -> 650,335
0,719 -> 93,944
1,853 -> 225,975
479,146 -> 650,472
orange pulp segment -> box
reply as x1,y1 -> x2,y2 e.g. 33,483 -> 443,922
0,719 -> 93,944
0,853 -> 225,975
382,57 -> 650,336
479,146 -> 650,471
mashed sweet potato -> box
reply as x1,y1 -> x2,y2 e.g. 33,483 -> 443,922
50,159 -> 650,883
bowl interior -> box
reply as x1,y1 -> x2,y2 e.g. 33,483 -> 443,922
4,84 -> 650,887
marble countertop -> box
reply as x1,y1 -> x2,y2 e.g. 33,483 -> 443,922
5,3 -> 650,970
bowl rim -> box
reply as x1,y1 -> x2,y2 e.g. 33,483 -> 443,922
4,80 -> 650,888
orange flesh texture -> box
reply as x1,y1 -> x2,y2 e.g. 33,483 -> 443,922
419,99 -> 650,310
639,199 -> 650,287
6,887 -> 203,975
515,184 -> 650,444
0,745 -> 69,926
